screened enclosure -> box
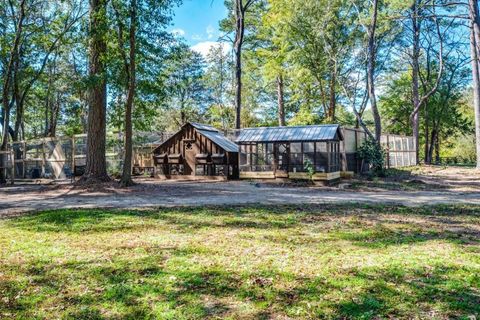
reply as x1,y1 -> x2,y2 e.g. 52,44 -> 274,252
238,141 -> 341,173
236,125 -> 343,179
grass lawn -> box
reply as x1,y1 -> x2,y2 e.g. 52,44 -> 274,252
0,204 -> 479,319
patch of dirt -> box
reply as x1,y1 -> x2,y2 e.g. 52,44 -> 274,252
345,166 -> 480,192
1,167 -> 480,216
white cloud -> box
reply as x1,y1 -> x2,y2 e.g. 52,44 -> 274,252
191,41 -> 231,58
206,24 -> 216,39
171,28 -> 185,37
191,34 -> 204,41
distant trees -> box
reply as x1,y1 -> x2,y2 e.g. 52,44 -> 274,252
0,0 -> 84,183
203,43 -> 235,131
221,0 -> 263,129
380,53 -> 472,163
109,0 -> 181,185
234,0 -> 474,164
1,0 -> 479,184
266,0 -> 356,123
163,44 -> 209,126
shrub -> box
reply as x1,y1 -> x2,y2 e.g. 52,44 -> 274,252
304,158 -> 315,181
358,138 -> 385,175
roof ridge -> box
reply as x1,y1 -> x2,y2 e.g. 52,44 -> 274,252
240,124 -> 339,130
235,124 -> 343,142
188,121 -> 219,132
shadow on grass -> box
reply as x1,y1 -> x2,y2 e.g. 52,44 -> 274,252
6,206 -> 301,233
336,224 -> 480,248
2,254 -> 479,319
2,204 -> 480,318
6,204 -> 480,249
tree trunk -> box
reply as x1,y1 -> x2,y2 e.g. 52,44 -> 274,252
424,106 -> 430,164
234,39 -> 242,129
44,63 -> 53,137
48,97 -> 61,137
13,53 -> 22,141
411,2 -> 421,165
328,67 -> 336,122
469,0 -> 480,169
277,74 -> 285,126
120,0 -> 137,187
82,0 -> 110,183
434,135 -> 440,164
367,0 -> 382,142
180,110 -> 186,125
409,1 -> 444,165
0,0 -> 26,183
233,1 -> 245,129
427,129 -> 437,165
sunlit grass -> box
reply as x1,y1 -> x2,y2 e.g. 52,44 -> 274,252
1,204 -> 479,319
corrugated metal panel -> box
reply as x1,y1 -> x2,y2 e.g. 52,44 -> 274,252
198,129 -> 239,153
190,122 -> 218,132
235,125 -> 342,143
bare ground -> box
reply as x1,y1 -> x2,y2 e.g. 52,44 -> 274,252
0,166 -> 478,215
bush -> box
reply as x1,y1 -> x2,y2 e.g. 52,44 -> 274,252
304,159 -> 315,180
358,138 -> 385,175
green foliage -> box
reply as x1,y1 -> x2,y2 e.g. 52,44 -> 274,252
380,59 -> 472,162
288,104 -> 322,125
0,0 -> 474,169
442,134 -> 477,164
304,158 -> 315,180
203,43 -> 235,130
358,138 -> 385,174
107,0 -> 182,133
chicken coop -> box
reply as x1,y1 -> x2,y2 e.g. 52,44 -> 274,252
152,122 -> 239,180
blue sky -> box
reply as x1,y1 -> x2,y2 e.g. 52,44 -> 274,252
171,0 -> 230,56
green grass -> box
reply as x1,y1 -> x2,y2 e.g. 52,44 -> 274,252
1,204 -> 479,319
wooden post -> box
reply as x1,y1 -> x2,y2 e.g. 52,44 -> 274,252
386,134 -> 390,169
353,130 -> 356,173
226,152 -> 230,178
72,136 -> 76,182
341,128 -> 347,172
11,150 -> 14,185
22,141 -> 26,178
327,142 -> 331,173
41,138 -> 46,178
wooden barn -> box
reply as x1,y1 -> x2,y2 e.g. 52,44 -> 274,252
235,124 -> 344,183
152,122 -> 239,180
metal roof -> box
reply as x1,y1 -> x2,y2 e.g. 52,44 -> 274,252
190,122 -> 218,132
197,128 -> 239,153
153,122 -> 239,154
235,124 -> 343,143
190,122 -> 239,152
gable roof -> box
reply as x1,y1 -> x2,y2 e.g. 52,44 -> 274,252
235,124 -> 343,143
154,122 -> 239,153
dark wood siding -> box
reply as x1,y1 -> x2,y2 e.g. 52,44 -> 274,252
153,123 -> 239,179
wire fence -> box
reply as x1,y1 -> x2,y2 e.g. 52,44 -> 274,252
4,132 -> 172,180
2,127 -> 416,180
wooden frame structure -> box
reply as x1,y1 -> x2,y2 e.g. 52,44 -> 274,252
235,125 -> 344,183
152,122 -> 239,180
6,132 -> 172,181
0,150 -> 15,184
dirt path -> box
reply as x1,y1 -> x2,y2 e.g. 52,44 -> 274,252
1,179 -> 479,216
